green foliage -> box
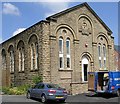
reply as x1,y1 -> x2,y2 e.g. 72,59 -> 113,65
32,75 -> 43,84
1,75 -> 43,95
2,84 -> 31,95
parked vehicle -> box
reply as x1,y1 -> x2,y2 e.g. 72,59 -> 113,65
26,83 -> 68,103
88,71 -> 120,96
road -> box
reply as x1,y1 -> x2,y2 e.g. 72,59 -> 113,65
1,93 -> 119,104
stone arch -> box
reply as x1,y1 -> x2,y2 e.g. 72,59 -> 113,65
80,52 -> 93,82
17,40 -> 25,49
8,45 -> 14,53
1,49 -> 6,56
55,24 -> 76,40
28,34 -> 39,71
17,40 -> 25,72
80,52 -> 93,63
78,14 -> 93,36
97,32 -> 109,45
28,34 -> 38,44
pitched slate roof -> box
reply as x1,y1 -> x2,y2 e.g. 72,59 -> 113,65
46,2 -> 112,34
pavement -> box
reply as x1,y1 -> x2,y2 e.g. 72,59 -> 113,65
0,93 -> 119,104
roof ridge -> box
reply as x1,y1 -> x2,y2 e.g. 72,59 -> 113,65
46,2 -> 112,34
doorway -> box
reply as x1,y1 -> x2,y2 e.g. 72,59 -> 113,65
82,57 -> 89,82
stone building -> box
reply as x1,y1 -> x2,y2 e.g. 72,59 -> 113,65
1,2 -> 115,94
114,45 -> 120,71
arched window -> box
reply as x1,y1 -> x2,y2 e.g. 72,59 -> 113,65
103,45 -> 106,57
31,44 -> 34,70
30,43 -> 38,70
98,44 -> 101,58
66,38 -> 70,68
59,37 -> 63,69
97,35 -> 108,70
28,34 -> 38,71
103,45 -> 106,69
59,37 -> 63,53
10,50 -> 14,72
35,43 -> 38,69
18,48 -> 24,72
1,49 -> 7,70
98,44 -> 102,68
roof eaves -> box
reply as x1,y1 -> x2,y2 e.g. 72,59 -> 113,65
46,2 -> 86,20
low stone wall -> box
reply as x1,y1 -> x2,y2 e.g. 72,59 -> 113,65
70,82 -> 88,95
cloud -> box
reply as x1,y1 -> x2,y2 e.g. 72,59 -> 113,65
39,2 -> 70,17
13,28 -> 26,36
3,3 -> 20,16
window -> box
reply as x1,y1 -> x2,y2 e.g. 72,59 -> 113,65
59,57 -> 63,68
35,43 -> 38,69
67,58 -> 70,68
22,50 -> 25,71
104,60 -> 106,68
66,38 -> 71,68
98,44 -> 102,69
30,43 -> 38,70
31,44 -> 34,70
38,84 -> 44,89
10,51 -> 14,72
99,60 -> 102,68
103,45 -> 106,69
103,45 -> 106,57
59,38 -> 63,53
66,39 -> 70,55
2,50 -> 6,70
98,45 -> 101,57
59,37 -> 64,69
19,48 -> 25,72
19,49 -> 21,71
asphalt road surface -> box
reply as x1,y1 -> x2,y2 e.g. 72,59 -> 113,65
1,93 -> 120,104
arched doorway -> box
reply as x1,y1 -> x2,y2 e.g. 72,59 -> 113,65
82,57 -> 89,82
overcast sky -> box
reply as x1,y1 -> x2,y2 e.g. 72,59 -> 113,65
1,2 -> 119,45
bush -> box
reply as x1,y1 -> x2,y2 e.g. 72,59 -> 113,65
2,84 -> 31,95
32,75 -> 43,84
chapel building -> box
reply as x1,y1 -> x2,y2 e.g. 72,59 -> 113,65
0,2 -> 115,94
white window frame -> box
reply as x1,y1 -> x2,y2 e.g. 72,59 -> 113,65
59,37 -> 64,69
66,38 -> 71,68
59,38 -> 63,54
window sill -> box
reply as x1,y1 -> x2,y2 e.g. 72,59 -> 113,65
81,81 -> 88,84
10,72 -> 14,74
18,71 -> 24,73
30,69 -> 38,72
99,68 -> 108,71
58,69 -> 73,71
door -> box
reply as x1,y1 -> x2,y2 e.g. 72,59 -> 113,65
88,72 -> 95,91
82,57 -> 89,82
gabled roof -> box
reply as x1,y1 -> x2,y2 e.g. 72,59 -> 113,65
46,2 -> 112,34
